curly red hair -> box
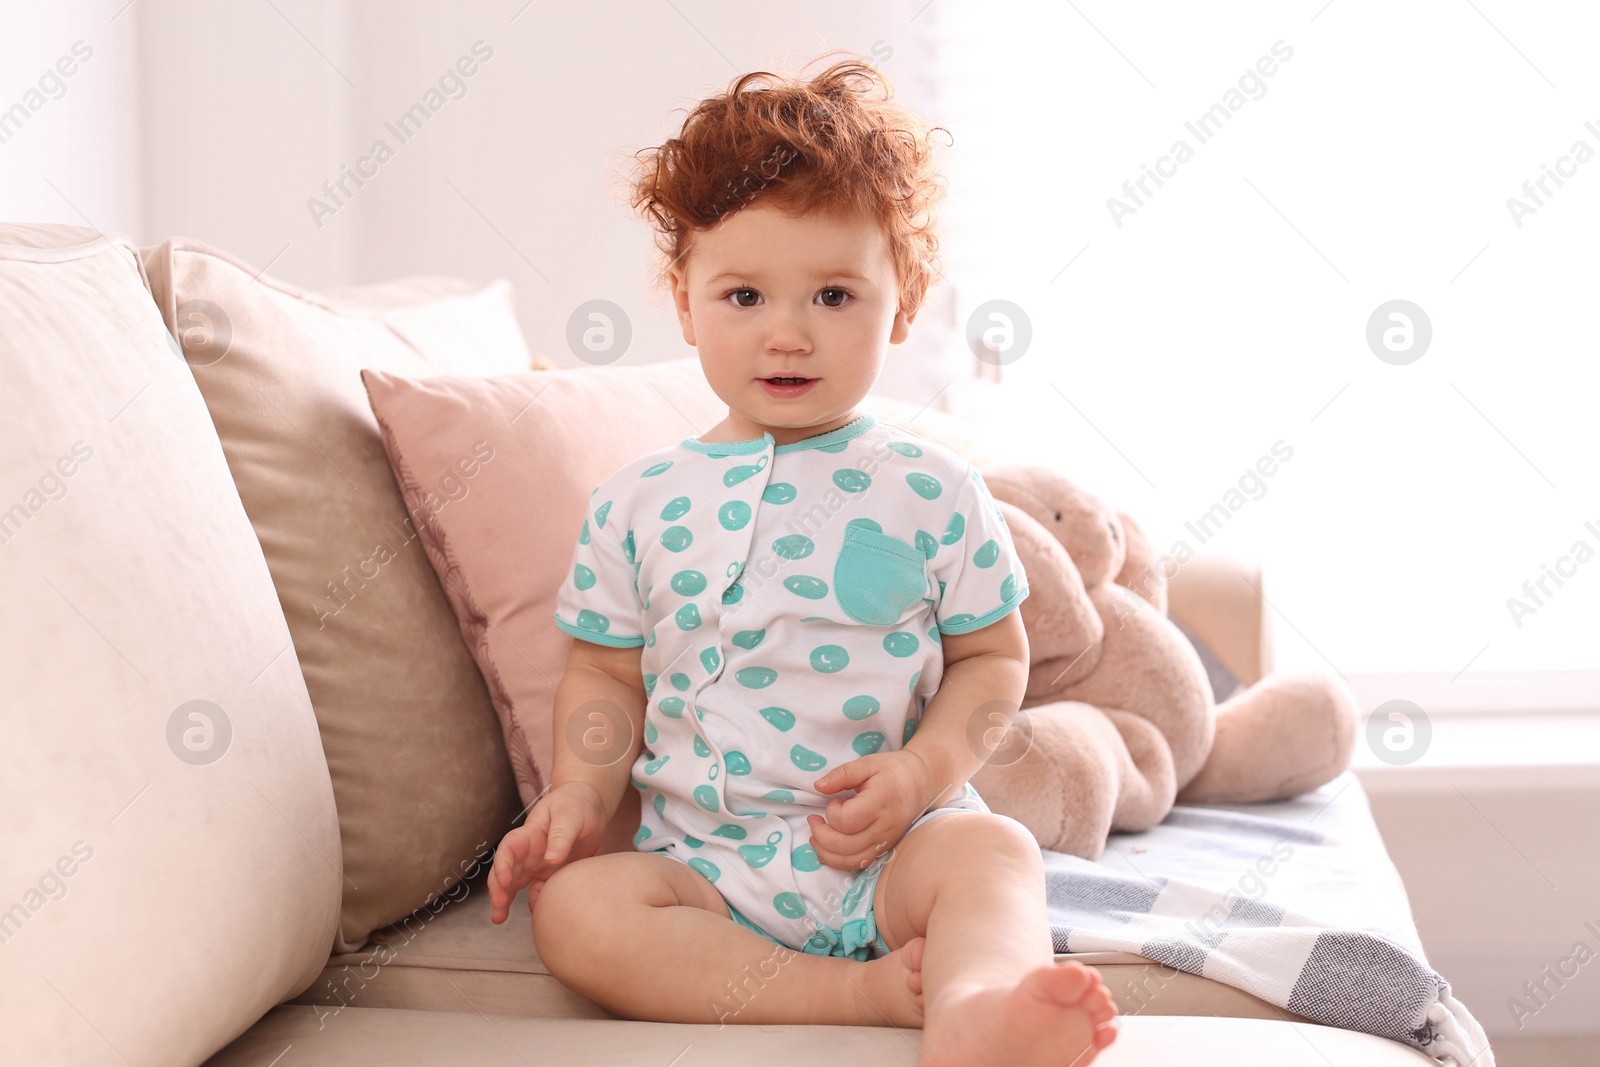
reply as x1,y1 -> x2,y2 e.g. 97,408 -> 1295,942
627,52 -> 951,317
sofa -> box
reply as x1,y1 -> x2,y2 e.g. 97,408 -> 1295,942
0,221 -> 1448,1065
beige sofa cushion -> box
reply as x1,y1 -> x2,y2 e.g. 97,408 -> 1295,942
213,1007 -> 1438,1066
0,224 -> 341,1065
140,238 -> 526,951
283,861 -> 1316,1027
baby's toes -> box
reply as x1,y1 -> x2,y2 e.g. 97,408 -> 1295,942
1084,982 -> 1118,1025
1014,960 -> 1091,1014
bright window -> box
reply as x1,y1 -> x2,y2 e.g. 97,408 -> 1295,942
927,3 -> 1599,681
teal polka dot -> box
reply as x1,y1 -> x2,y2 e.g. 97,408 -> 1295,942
684,835 -> 703,848
578,518 -> 590,544
909,669 -> 922,692
915,530 -> 938,558
843,695 -> 880,720
817,440 -> 850,454
700,646 -> 720,673
853,732 -> 886,756
671,673 -> 691,691
595,500 -> 612,528
575,609 -> 610,632
833,469 -> 871,493
903,718 -> 918,744
810,644 -> 850,673
719,500 -> 752,529
621,530 -> 636,562
671,570 -> 707,595
942,512 -> 966,545
653,792 -> 667,817
645,720 -> 658,744
927,625 -> 941,644
906,472 -> 943,500
975,539 -> 1000,567
694,784 -> 721,812
660,525 -> 693,552
762,788 -> 795,803
732,629 -> 765,650
1001,573 -> 1018,600
642,460 -> 674,477
739,831 -> 784,868
646,631 -> 657,647
644,754 -> 670,774
643,673 -> 658,696
846,518 -> 882,534
724,462 -> 764,487
774,892 -> 807,919
883,632 -> 919,657
573,564 -> 596,590
762,482 -> 796,504
791,745 -> 828,771
736,666 -> 778,689
687,857 -> 720,883
634,825 -> 652,847
725,750 -> 752,775
711,823 -> 747,840
887,441 -> 923,458
675,603 -> 701,630
760,706 -> 795,731
943,614 -> 976,630
791,843 -> 822,871
659,697 -> 685,718
772,534 -> 814,560
784,575 -> 829,599
660,496 -> 692,520
723,582 -> 744,604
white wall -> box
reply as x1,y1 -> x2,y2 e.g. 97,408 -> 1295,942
2,0 -> 960,403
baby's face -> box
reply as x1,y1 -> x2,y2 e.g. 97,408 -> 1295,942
669,201 -> 920,441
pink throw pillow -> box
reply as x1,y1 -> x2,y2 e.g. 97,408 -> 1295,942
361,357 -> 726,826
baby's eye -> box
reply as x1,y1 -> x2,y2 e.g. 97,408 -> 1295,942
725,288 -> 760,309
817,287 -> 853,309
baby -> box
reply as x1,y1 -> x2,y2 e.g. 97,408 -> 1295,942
489,55 -> 1118,1066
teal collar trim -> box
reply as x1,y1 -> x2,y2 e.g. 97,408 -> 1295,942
681,412 -> 878,457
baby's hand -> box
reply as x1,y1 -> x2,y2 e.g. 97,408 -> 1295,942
808,751 -> 936,872
487,781 -> 608,924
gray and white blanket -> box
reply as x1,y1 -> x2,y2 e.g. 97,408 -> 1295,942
1043,770 -> 1494,1066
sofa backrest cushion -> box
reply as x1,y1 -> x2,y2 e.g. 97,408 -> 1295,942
0,223 -> 342,1065
140,238 -> 526,952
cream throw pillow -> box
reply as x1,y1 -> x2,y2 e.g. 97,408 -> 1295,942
141,238 -> 527,951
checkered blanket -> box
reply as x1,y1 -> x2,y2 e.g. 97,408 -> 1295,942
1044,771 -> 1494,1066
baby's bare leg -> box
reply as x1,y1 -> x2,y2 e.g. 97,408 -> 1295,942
872,812 -> 1119,1065
531,850 -> 924,1028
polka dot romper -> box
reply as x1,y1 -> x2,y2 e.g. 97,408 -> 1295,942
553,412 -> 1030,961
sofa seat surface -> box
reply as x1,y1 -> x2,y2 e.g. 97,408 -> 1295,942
212,1005 -> 1442,1066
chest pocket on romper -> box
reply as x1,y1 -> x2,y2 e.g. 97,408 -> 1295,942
833,525 -> 931,626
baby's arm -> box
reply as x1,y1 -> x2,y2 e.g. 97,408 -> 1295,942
549,639 -> 648,822
903,608 -> 1031,810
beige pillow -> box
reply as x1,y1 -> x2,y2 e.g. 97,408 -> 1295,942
0,224 -> 340,1063
141,238 -> 526,951
360,358 -> 727,828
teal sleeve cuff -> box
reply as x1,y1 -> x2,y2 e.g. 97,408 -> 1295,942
936,584 -> 1029,636
553,613 -> 645,648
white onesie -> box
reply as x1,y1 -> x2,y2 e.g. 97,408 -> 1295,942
553,411 -> 1029,960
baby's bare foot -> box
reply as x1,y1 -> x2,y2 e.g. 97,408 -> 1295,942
847,935 -> 926,1028
921,960 -> 1118,1067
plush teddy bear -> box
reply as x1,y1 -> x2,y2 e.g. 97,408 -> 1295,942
965,464 -> 1359,860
